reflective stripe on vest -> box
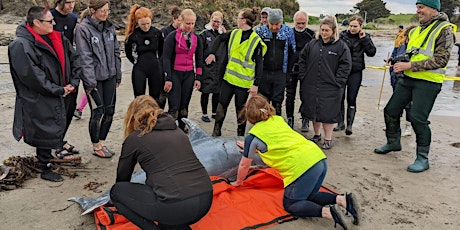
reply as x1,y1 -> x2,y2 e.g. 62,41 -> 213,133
404,21 -> 457,83
224,29 -> 267,88
249,116 -> 326,187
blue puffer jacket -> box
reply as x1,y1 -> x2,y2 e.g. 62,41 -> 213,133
256,24 -> 296,73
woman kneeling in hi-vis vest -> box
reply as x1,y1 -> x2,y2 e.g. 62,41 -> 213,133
205,8 -> 267,137
232,94 -> 361,230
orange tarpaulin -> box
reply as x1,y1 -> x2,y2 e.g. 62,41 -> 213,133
94,168 -> 337,230
191,168 -> 337,229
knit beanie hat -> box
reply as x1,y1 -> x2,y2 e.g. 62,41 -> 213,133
416,0 -> 440,11
268,9 -> 283,23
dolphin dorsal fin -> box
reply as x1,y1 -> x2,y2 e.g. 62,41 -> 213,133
181,118 -> 212,141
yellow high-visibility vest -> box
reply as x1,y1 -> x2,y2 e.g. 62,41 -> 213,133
224,29 -> 267,88
404,21 -> 457,83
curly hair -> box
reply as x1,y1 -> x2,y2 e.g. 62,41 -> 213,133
124,95 -> 164,138
125,4 -> 153,41
241,94 -> 275,124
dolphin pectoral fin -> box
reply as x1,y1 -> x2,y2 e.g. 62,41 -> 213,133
182,118 -> 212,141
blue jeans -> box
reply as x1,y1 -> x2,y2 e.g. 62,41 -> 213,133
283,159 -> 337,217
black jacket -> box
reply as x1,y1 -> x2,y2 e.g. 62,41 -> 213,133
117,114 -> 212,201
199,28 -> 227,93
299,38 -> 351,123
339,30 -> 376,72
9,23 -> 81,148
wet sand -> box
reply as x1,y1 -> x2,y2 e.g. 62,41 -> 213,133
0,24 -> 460,229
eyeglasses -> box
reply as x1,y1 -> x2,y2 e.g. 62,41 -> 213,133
97,9 -> 110,14
39,19 -> 54,24
296,22 -> 306,25
212,20 -> 222,24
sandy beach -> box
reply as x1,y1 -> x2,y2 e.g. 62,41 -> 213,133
0,22 -> 460,229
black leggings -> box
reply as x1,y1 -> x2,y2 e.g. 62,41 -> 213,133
86,77 -> 117,144
110,182 -> 212,229
131,62 -> 162,99
63,91 -> 77,139
36,148 -> 53,166
167,70 -> 195,130
200,92 -> 219,115
339,71 -> 362,121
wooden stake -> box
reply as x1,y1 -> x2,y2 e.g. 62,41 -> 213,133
377,52 -> 391,110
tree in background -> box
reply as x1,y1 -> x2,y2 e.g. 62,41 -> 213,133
440,0 -> 459,24
353,0 -> 390,22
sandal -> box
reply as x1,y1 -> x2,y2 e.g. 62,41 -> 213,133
309,134 -> 322,143
93,148 -> 112,158
63,141 -> 80,154
329,204 -> 350,230
345,192 -> 361,225
322,140 -> 333,150
55,148 -> 76,159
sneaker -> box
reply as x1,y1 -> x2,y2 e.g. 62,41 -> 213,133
73,109 -> 82,119
301,118 -> 309,132
329,204 -> 351,230
93,148 -> 112,158
201,115 -> 211,122
309,134 -> 322,143
401,123 -> 412,137
322,140 -> 333,150
102,146 -> 115,155
41,169 -> 64,182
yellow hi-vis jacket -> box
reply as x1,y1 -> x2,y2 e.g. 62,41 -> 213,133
404,21 -> 457,83
249,116 -> 326,187
224,29 -> 267,89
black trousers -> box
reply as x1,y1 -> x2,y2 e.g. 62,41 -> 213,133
339,71 -> 362,122
285,73 -> 299,118
200,92 -> 219,115
87,77 -> 117,144
36,148 -> 53,167
214,81 -> 249,129
258,70 -> 286,105
111,182 -> 212,230
63,91 -> 77,137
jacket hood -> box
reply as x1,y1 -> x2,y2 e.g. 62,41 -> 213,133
153,113 -> 178,131
15,22 -> 33,41
421,12 -> 449,27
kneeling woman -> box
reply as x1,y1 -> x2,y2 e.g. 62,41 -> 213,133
110,95 -> 213,229
232,95 -> 360,230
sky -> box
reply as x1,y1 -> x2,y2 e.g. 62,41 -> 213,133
298,0 -> 418,17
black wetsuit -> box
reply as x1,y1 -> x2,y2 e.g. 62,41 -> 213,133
125,27 -> 164,99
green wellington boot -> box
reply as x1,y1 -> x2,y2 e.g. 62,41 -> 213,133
407,146 -> 430,173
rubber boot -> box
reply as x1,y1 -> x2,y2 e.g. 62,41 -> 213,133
212,122 -> 222,137
407,146 -> 430,173
375,114 -> 402,154
287,117 -> 294,128
301,118 -> 309,132
237,123 -> 246,136
345,107 -> 356,135
274,103 -> 282,116
333,121 -> 345,131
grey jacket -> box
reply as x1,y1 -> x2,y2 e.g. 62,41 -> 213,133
75,15 -> 121,89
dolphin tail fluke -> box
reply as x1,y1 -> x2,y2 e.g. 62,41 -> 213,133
181,118 -> 212,141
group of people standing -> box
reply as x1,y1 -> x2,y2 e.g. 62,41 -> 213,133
8,0 -> 457,229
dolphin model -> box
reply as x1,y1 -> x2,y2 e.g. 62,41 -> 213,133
69,118 -> 266,215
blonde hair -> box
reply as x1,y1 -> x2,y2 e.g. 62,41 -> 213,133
209,11 -> 223,23
241,94 -> 275,124
124,95 -> 164,138
125,4 -> 153,41
180,8 -> 196,21
315,15 -> 339,43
